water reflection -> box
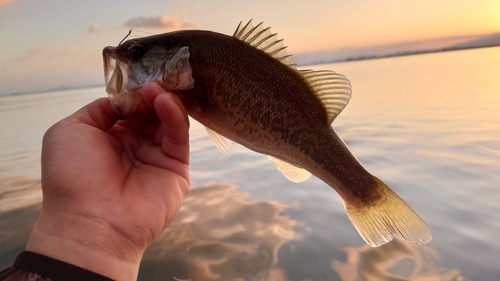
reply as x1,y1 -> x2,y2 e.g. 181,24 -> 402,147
139,182 -> 470,281
140,183 -> 300,281
0,174 -> 41,213
0,177 -> 475,281
0,175 -> 41,268
333,239 -> 469,281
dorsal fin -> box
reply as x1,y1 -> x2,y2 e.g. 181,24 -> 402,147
267,156 -> 311,183
233,20 -> 296,69
300,70 -> 352,123
233,20 -> 352,123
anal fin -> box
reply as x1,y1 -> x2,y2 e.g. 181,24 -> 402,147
267,156 -> 311,183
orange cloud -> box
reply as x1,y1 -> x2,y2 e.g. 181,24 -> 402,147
332,238 -> 469,281
0,0 -> 13,6
123,15 -> 196,31
142,183 -> 300,280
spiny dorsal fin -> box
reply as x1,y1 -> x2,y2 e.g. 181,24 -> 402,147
300,70 -> 352,123
267,156 -> 311,183
233,20 -> 296,69
233,20 -> 352,123
206,127 -> 233,156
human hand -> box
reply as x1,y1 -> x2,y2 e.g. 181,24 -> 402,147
26,82 -> 190,280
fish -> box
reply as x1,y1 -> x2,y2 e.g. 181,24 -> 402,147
102,20 -> 432,247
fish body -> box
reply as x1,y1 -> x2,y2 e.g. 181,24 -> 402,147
103,21 -> 431,247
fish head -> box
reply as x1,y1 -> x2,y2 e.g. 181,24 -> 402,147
103,37 -> 194,117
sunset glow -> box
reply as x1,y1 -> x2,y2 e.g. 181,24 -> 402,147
0,0 -> 499,95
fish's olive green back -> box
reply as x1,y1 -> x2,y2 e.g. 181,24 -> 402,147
160,31 -> 328,135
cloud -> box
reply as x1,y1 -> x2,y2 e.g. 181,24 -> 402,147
123,15 -> 196,31
0,45 -> 102,95
87,25 -> 101,33
0,0 -> 13,6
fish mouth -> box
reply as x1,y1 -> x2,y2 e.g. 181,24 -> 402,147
102,46 -> 141,118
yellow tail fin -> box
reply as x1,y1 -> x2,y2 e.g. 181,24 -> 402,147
343,178 -> 432,247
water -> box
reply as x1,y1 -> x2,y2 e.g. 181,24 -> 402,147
1,47 -> 499,280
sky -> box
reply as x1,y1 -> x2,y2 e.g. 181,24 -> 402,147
1,0 -> 500,95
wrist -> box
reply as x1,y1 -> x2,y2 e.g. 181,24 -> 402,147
26,208 -> 145,281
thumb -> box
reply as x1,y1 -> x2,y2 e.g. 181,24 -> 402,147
142,82 -> 190,166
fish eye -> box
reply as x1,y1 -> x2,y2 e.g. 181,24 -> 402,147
128,45 -> 144,61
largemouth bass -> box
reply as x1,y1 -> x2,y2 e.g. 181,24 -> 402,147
102,20 -> 431,247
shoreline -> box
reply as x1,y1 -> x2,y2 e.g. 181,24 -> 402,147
299,44 -> 500,66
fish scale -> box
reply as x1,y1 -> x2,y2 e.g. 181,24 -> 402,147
102,20 -> 432,247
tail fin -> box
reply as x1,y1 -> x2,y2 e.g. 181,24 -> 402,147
343,178 -> 432,247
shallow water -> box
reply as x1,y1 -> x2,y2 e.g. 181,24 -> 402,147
1,47 -> 499,280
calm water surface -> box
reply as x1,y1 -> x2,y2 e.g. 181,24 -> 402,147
1,47 -> 499,280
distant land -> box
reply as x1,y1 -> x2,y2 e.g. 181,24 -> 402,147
294,31 -> 500,66
1,83 -> 105,97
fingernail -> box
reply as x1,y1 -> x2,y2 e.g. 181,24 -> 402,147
154,82 -> 163,91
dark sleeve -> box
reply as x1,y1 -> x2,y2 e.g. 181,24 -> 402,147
0,251 -> 114,281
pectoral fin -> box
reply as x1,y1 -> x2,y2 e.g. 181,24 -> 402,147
197,103 -> 234,156
267,156 -> 311,183
206,127 -> 233,156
